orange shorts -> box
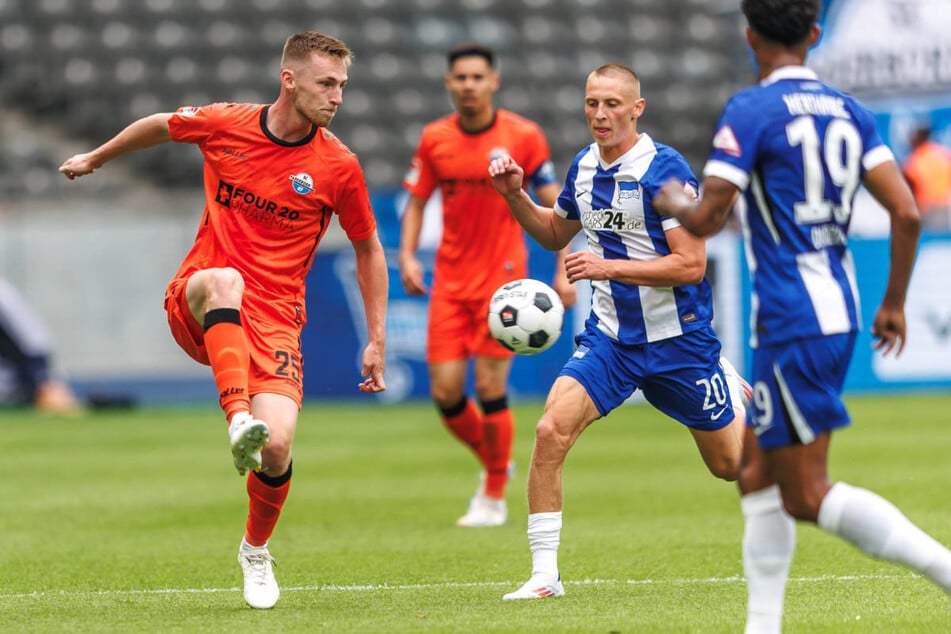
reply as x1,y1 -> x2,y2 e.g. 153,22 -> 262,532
164,276 -> 305,408
427,292 -> 514,364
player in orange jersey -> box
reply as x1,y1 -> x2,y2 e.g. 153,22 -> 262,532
400,42 -> 574,528
59,31 -> 387,610
903,125 -> 951,230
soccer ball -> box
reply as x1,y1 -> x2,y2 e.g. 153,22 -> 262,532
487,278 -> 564,355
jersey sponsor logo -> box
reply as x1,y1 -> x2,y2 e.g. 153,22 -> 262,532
215,180 -> 303,230
289,172 -> 315,195
581,208 -> 644,232
441,176 -> 494,197
712,125 -> 741,157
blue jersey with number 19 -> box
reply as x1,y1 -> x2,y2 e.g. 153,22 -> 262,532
703,66 -> 895,348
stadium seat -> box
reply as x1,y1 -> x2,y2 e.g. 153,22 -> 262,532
0,0 -> 745,196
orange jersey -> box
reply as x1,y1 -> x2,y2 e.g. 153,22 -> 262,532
166,103 -> 376,326
903,141 -> 951,211
403,110 -> 557,300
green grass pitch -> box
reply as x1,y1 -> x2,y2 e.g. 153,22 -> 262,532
3,392 -> 950,632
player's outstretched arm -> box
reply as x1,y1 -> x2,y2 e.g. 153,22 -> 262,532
59,113 -> 174,179
654,176 -> 739,237
353,233 -> 387,393
488,156 -> 575,251
863,160 -> 921,357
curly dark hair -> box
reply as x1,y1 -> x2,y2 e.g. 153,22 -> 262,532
741,0 -> 820,47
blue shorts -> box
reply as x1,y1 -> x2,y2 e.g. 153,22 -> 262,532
750,333 -> 855,450
559,324 -> 734,431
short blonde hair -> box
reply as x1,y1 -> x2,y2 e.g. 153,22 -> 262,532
281,31 -> 352,68
591,64 -> 639,87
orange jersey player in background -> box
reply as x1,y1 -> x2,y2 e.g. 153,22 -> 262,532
399,42 -> 574,528
59,31 -> 387,610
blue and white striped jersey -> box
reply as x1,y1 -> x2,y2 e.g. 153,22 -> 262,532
555,133 -> 712,345
704,66 -> 894,348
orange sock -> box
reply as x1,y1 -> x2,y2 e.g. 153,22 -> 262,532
203,309 -> 251,421
481,398 -> 514,499
440,397 -> 485,465
244,466 -> 292,547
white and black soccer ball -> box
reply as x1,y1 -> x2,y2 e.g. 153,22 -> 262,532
487,278 -> 564,355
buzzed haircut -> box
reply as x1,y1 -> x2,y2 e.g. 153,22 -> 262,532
282,31 -> 352,68
741,0 -> 820,47
591,63 -> 640,83
447,42 -> 496,69
590,64 -> 641,95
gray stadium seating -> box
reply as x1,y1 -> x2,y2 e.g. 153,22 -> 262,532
0,0 -> 747,197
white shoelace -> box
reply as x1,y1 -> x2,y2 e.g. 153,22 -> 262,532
242,551 -> 276,585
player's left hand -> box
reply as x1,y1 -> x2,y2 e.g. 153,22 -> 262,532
488,155 -> 525,196
565,251 -> 611,283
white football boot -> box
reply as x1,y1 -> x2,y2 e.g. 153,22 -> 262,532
456,494 -> 507,527
456,461 -> 515,527
502,574 -> 565,600
238,540 -> 279,609
228,412 -> 269,475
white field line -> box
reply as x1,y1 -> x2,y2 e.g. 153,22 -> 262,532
1,573 -> 914,600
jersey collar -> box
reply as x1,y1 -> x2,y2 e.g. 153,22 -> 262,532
259,105 -> 318,147
760,65 -> 819,87
455,110 -> 497,136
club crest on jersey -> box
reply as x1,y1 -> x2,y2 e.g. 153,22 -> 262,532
488,147 -> 509,162
179,106 -> 200,117
616,180 -> 640,202
289,172 -> 314,195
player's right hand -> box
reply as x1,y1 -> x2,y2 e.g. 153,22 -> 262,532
871,303 -> 907,357
488,155 -> 524,196
58,153 -> 98,180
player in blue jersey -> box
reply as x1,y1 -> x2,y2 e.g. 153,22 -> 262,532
654,1 -> 951,631
488,63 -> 749,600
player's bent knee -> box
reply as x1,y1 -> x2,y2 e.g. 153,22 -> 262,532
779,491 -> 822,522
262,436 -> 291,464
533,417 -> 573,456
708,455 -> 740,482
210,267 -> 245,296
